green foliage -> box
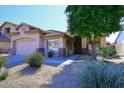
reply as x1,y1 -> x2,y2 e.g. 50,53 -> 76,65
65,6 -> 124,58
66,39 -> 73,56
65,5 -> 124,38
66,39 -> 73,50
0,48 -> 2,54
0,56 -> 8,68
27,53 -> 44,67
81,61 -> 124,88
99,47 -> 116,57
0,70 -> 8,81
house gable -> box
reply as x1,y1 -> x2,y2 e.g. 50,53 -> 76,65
18,25 -> 30,33
0,21 -> 18,35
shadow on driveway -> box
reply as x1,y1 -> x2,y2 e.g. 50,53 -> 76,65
19,66 -> 40,76
44,55 -> 80,66
48,62 -> 85,88
6,55 -> 27,68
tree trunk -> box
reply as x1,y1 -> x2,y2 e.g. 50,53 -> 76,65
91,40 -> 97,59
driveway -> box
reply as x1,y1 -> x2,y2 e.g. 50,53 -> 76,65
6,55 -> 80,68
6,55 -> 26,68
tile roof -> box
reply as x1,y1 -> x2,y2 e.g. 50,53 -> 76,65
0,34 -> 10,41
46,30 -> 66,34
16,23 -> 38,30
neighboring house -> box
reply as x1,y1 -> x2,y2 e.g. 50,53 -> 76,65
0,34 -> 10,52
0,21 -> 107,57
0,21 -> 18,53
115,31 -> 124,56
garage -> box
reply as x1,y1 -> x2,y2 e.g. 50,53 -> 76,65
16,39 -> 36,55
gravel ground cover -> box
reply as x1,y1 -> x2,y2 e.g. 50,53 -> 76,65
1,55 -> 124,88
0,64 -> 63,88
48,62 -> 84,88
0,56 -> 85,88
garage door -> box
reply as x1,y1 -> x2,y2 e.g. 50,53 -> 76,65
16,41 -> 36,55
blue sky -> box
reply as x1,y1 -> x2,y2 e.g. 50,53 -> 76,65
0,5 -> 118,43
0,5 -> 67,31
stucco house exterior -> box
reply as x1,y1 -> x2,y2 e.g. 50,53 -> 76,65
0,21 -> 107,57
0,21 -> 18,53
10,23 -> 74,57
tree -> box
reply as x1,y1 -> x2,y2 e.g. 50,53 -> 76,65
65,5 -> 124,59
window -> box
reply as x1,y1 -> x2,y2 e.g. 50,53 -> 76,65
48,39 -> 59,50
4,28 -> 10,33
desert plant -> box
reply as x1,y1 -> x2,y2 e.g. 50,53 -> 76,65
0,56 -> 7,68
27,53 -> 44,67
48,50 -> 54,57
99,47 -> 117,58
0,70 -> 8,80
81,61 -> 124,88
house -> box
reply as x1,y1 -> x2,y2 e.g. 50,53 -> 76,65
0,21 -> 18,53
0,21 -> 107,57
0,34 -> 10,52
114,31 -> 124,56
10,23 -> 74,57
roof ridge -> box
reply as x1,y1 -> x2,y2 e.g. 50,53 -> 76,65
1,21 -> 18,28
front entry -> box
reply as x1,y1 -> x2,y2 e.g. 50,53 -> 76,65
46,39 -> 60,57
74,37 -> 82,54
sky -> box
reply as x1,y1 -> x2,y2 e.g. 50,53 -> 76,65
0,5 -> 67,31
106,32 -> 119,43
0,5 -> 118,43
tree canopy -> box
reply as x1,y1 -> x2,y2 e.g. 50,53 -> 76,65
65,5 -> 124,39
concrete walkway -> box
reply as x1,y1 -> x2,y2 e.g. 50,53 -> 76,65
44,55 -> 80,65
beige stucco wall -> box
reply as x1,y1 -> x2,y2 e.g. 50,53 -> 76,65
18,25 -> 30,32
81,37 -> 106,48
81,38 -> 87,48
11,25 -> 41,50
12,33 -> 41,49
0,42 -> 11,50
116,43 -> 124,56
100,36 -> 106,47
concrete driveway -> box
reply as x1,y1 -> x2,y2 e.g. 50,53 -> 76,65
6,55 -> 80,68
6,55 -> 26,68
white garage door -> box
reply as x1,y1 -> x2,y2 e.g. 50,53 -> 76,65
16,41 -> 36,55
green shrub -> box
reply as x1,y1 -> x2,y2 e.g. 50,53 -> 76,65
0,56 -> 7,68
27,53 -> 44,67
0,70 -> 8,80
0,48 -> 2,54
99,47 -> 116,58
48,50 -> 54,57
81,61 -> 123,88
